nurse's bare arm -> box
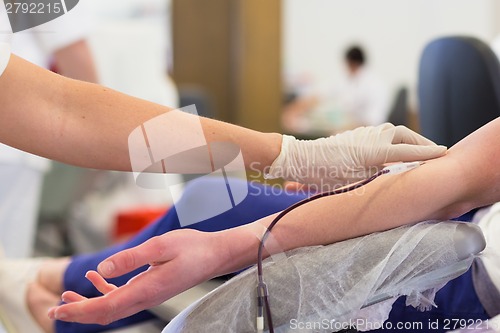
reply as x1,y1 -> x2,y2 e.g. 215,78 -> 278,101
0,54 -> 282,171
48,118 -> 500,325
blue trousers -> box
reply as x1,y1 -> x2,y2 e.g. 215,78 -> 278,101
56,178 -> 488,332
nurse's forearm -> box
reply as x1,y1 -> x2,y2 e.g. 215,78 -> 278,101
0,55 -> 281,171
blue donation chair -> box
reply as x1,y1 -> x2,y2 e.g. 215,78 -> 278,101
418,36 -> 500,147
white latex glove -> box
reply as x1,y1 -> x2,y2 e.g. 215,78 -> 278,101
265,123 -> 447,189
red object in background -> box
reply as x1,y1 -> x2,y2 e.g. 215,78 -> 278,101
49,59 -> 59,74
114,207 -> 169,242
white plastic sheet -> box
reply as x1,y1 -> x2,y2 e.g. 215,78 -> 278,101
163,221 -> 484,333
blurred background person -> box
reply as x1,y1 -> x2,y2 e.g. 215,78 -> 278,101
282,45 -> 390,137
333,45 -> 390,128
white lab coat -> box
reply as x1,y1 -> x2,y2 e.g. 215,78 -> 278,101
333,66 -> 390,127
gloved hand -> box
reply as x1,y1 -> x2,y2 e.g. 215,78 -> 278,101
265,123 -> 447,189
